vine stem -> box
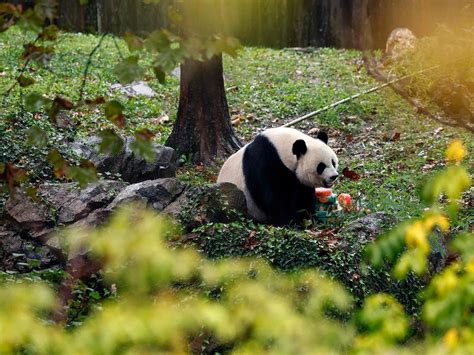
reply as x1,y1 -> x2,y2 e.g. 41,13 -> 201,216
78,33 -> 108,102
1,35 -> 40,104
113,36 -> 124,60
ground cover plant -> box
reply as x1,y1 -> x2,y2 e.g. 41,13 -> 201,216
2,27 -> 471,220
0,144 -> 472,353
0,16 -> 473,354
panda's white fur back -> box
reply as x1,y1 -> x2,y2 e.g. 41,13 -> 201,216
217,127 -> 338,225
217,144 -> 267,222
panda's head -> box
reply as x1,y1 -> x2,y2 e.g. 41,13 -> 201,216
292,131 -> 339,188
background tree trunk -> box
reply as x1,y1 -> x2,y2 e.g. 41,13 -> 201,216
56,0 -> 474,49
166,55 -> 241,165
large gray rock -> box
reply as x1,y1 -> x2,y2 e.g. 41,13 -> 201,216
71,136 -> 178,183
164,182 -> 247,230
4,190 -> 53,238
428,232 -> 449,274
385,27 -> 417,61
39,180 -> 127,224
110,81 -> 157,97
341,212 -> 396,243
107,178 -> 186,211
68,208 -> 112,230
0,227 -> 61,272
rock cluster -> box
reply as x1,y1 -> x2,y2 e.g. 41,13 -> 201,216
71,136 -> 177,183
0,142 -> 246,272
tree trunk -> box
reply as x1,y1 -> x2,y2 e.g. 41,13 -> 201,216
166,55 -> 241,165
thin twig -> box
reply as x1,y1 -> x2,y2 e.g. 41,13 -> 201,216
3,58 -> 30,98
282,64 -> 439,128
112,36 -> 124,61
2,35 -> 40,103
78,33 -> 108,102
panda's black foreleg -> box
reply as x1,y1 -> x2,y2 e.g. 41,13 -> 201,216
265,191 -> 296,226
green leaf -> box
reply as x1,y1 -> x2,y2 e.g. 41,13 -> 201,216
90,291 -> 101,300
422,166 -> 471,204
364,223 -> 407,268
33,0 -> 56,22
24,93 -> 50,111
113,55 -> 145,84
153,65 -> 166,84
182,37 -> 205,61
26,259 -> 42,268
154,46 -> 184,73
17,9 -> 43,33
205,36 -> 242,60
144,30 -> 172,52
104,100 -> 126,128
47,149 -> 69,178
130,130 -> 156,163
39,25 -> 59,41
17,75 -> 35,87
68,160 -> 98,188
98,130 -> 124,156
26,126 -> 48,147
451,232 -> 474,261
124,32 -> 144,52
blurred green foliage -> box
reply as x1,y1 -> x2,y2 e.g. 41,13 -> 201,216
0,208 -> 354,353
1,142 -> 472,353
1,3 -> 473,352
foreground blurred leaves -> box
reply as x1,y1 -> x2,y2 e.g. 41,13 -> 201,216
0,139 -> 474,354
0,141 -> 473,353
0,207 -> 353,353
366,140 -> 471,278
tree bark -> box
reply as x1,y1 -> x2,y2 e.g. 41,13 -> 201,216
166,55 -> 241,165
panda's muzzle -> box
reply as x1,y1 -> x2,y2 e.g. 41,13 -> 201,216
324,174 -> 339,187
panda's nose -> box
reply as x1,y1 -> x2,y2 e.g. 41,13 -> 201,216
329,174 -> 339,182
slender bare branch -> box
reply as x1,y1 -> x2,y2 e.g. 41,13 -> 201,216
363,53 -> 474,133
78,33 -> 108,102
112,36 -> 124,61
283,62 -> 438,128
1,35 -> 40,103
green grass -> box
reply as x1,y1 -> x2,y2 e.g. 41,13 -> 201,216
1,27 -> 472,225
1,28 -> 473,323
0,30 -> 179,137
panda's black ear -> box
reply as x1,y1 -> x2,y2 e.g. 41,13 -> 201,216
317,131 -> 329,144
292,139 -> 307,159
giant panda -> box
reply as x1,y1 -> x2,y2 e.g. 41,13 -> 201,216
217,127 -> 339,226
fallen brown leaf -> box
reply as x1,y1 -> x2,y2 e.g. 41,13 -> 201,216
243,231 -> 260,250
232,117 -> 242,126
342,167 -> 361,181
433,127 -> 444,135
308,127 -> 319,135
391,131 -> 401,141
152,114 -> 170,125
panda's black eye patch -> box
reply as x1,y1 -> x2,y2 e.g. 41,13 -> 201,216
332,159 -> 336,168
317,162 -> 327,175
